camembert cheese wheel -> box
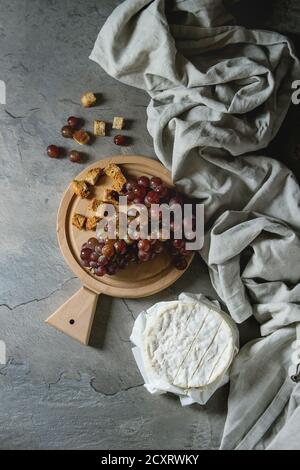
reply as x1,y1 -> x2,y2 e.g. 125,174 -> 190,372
143,301 -> 235,389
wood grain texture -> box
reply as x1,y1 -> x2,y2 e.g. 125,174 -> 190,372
48,155 -> 193,343
57,155 -> 193,297
46,287 -> 98,344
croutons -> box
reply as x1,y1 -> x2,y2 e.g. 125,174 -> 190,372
84,168 -> 103,186
72,213 -> 86,230
72,180 -> 91,199
104,163 -> 127,192
73,130 -> 90,145
93,120 -> 106,136
81,91 -> 97,108
103,188 -> 119,203
86,216 -> 100,231
88,198 -> 102,212
104,163 -> 122,179
112,177 -> 126,193
112,116 -> 124,130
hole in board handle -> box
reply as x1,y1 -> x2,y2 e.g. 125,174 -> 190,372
69,319 -> 75,325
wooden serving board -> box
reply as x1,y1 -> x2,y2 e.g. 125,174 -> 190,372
46,155 -> 194,344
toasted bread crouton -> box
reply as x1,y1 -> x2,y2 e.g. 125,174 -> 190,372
93,120 -> 106,136
72,213 -> 86,230
112,116 -> 124,130
104,163 -> 127,192
104,163 -> 122,179
84,168 -> 103,186
88,198 -> 102,212
104,188 -> 119,202
81,91 -> 97,108
112,174 -> 127,192
90,198 -> 118,221
72,180 -> 91,198
73,129 -> 90,145
86,216 -> 100,231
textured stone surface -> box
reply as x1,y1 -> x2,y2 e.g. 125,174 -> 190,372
0,0 -> 298,450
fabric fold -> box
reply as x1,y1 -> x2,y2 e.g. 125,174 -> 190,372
90,0 -> 300,450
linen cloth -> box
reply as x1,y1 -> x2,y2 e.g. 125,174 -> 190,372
90,0 -> 300,449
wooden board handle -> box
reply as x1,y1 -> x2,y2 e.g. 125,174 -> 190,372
45,287 -> 99,345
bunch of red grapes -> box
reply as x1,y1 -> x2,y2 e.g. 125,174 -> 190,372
80,175 -> 196,277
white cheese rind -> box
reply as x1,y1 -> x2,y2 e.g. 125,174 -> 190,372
143,301 -> 235,389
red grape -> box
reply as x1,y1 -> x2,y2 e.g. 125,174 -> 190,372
95,266 -> 107,276
153,240 -> 164,254
114,135 -> 127,146
95,242 -> 105,255
114,240 -> 127,255
47,145 -> 60,158
80,248 -> 93,260
106,264 -> 117,275
150,176 -> 162,189
155,185 -> 168,199
87,238 -> 98,249
138,250 -> 151,262
90,252 -> 99,262
138,239 -> 151,252
172,256 -> 188,270
181,250 -> 191,256
138,176 -> 150,188
125,180 -> 138,192
61,125 -> 74,138
126,191 -> 135,202
173,239 -> 184,250
67,116 -> 80,128
98,255 -> 109,267
145,191 -> 160,204
180,243 -> 193,256
81,259 -> 90,267
102,244 -> 115,258
125,251 -> 137,263
118,258 -> 127,269
89,260 -> 99,269
79,177 -> 195,277
133,186 -> 146,199
106,238 -> 116,246
69,150 -> 81,163
171,246 -> 180,256
133,197 -> 144,204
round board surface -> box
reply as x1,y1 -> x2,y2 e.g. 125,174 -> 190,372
57,155 -> 194,298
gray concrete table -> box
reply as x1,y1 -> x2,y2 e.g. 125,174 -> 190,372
0,0 -> 298,450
